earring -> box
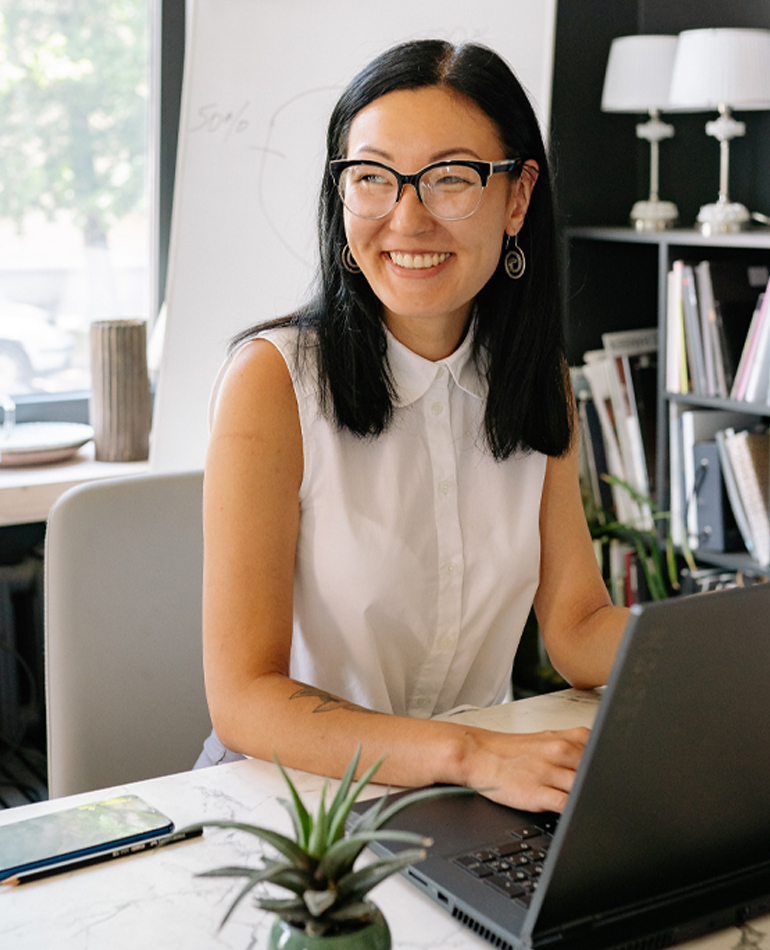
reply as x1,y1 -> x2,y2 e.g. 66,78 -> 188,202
504,233 -> 526,280
341,244 -> 361,274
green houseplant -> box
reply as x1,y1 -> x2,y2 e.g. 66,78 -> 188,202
191,746 -> 471,948
589,474 -> 696,601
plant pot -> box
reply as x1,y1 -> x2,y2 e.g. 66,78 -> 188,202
268,905 -> 391,950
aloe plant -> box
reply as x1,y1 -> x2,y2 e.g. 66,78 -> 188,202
191,746 -> 471,938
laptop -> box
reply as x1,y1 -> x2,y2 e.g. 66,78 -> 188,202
349,583 -> 770,950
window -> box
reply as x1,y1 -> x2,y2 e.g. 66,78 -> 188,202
0,0 -> 183,421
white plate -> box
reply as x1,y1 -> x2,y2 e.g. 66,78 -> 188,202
0,422 -> 95,467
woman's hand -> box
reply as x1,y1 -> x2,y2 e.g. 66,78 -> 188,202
455,725 -> 591,813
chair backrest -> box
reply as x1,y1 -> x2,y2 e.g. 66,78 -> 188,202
45,470 -> 211,798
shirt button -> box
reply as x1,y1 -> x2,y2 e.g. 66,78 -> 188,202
436,365 -> 447,378
438,480 -> 452,495
431,401 -> 444,416
439,637 -> 452,650
445,561 -> 458,575
414,696 -> 430,709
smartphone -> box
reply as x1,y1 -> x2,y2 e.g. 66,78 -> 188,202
0,794 -> 174,878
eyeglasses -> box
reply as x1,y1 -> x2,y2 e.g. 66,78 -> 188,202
329,158 -> 524,221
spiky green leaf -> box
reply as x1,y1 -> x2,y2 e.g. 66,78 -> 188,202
255,897 -> 310,925
347,789 -> 388,835
273,756 -> 313,849
221,876 -> 263,928
277,796 -> 305,847
196,863 -> 279,880
327,743 -> 362,827
303,887 -> 337,917
197,861 -> 314,897
318,830 -> 430,881
180,820 -> 312,869
326,756 -> 385,844
327,901 -> 380,923
336,848 -> 427,902
307,779 -> 330,859
195,866 -> 272,929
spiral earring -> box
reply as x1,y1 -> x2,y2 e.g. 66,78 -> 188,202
341,244 -> 361,274
504,233 -> 526,280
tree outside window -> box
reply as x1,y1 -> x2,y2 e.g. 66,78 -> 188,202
0,0 -> 150,396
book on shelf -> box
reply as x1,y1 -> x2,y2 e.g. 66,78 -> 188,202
731,290 -> 770,403
668,259 -> 768,400
691,441 -> 742,553
710,260 -> 769,392
581,351 -> 640,525
666,261 -> 687,395
600,328 -> 658,527
575,389 -> 614,519
743,292 -> 770,403
669,403 -> 683,547
730,291 -> 765,401
681,263 -> 708,396
673,408 -> 756,550
715,429 -> 755,560
720,427 -> 770,567
602,537 -> 650,607
571,366 -> 613,521
694,261 -> 726,398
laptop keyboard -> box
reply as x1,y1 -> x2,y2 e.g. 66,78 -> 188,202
452,813 -> 559,907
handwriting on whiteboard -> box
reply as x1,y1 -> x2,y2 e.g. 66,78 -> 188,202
190,102 -> 251,141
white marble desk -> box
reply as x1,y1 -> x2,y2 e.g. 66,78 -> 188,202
0,690 -> 767,950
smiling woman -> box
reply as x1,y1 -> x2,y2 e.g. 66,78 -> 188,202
198,39 -> 628,815
338,86 -> 537,359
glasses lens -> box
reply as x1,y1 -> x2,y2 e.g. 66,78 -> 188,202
337,164 -> 399,219
420,164 -> 484,220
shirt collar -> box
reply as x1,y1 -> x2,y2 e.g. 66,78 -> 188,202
386,324 -> 488,408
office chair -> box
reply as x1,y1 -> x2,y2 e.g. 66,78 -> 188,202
44,470 -> 212,798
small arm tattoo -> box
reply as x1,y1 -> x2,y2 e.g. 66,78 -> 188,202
289,685 -> 379,714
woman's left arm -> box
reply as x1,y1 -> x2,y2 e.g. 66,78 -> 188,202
533,433 -> 629,689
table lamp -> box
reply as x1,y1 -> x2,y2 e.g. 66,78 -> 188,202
669,27 -> 770,235
601,34 -> 680,231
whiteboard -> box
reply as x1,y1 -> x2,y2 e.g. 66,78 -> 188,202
150,0 -> 558,472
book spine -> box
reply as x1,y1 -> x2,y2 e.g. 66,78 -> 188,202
681,264 -> 707,396
723,429 -> 770,565
695,261 -> 717,397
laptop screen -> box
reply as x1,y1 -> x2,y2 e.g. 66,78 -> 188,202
531,583 -> 770,938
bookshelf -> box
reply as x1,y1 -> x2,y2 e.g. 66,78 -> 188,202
565,226 -> 770,577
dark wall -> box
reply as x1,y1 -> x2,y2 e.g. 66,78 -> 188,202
551,0 -> 770,228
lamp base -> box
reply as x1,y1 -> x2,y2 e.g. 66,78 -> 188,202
630,199 -> 678,232
696,200 -> 751,236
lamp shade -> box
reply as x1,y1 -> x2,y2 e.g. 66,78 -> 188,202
669,28 -> 770,110
602,35 -> 679,112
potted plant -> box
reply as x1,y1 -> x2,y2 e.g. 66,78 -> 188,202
191,746 -> 471,948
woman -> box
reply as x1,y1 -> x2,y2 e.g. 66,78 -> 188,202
199,39 -> 628,813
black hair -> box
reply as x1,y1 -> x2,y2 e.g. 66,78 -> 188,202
235,39 -> 572,460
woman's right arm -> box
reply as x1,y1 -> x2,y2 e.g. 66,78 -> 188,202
202,339 -> 590,812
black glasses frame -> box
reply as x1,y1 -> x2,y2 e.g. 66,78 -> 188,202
328,158 -> 524,220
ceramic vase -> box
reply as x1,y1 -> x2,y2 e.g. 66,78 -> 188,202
268,905 -> 391,950
89,319 -> 151,461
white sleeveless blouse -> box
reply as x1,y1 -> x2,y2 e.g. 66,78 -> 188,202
212,324 -> 547,719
